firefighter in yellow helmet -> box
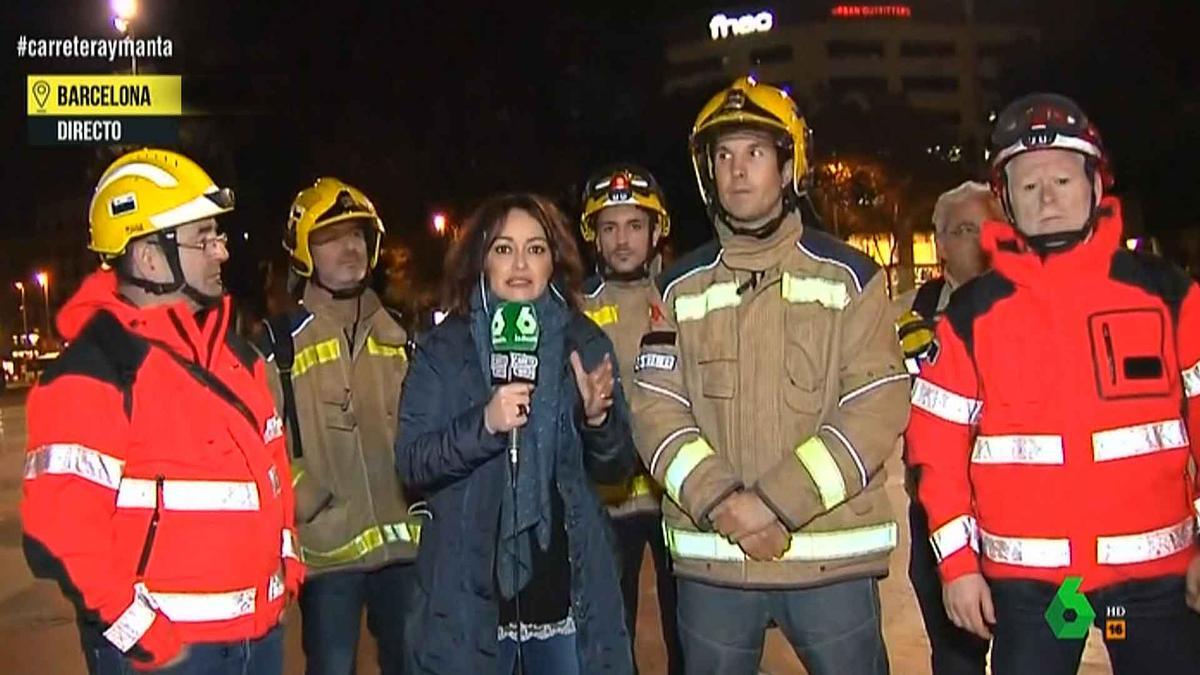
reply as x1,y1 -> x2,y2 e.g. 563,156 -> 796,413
257,177 -> 419,674
24,150 -> 300,673
579,163 -> 683,674
630,77 -> 909,674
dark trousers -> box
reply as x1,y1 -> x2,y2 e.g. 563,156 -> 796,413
989,575 -> 1200,675
299,562 -> 416,675
676,576 -> 888,675
89,625 -> 283,675
908,500 -> 990,674
611,512 -> 684,675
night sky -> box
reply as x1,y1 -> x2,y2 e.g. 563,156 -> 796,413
3,0 -> 1199,318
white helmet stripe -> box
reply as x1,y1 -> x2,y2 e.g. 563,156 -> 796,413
148,193 -> 229,230
993,134 -> 1103,168
95,162 -> 180,193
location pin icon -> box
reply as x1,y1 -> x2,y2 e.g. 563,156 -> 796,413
32,80 -> 50,109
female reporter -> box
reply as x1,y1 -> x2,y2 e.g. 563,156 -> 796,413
396,193 -> 636,674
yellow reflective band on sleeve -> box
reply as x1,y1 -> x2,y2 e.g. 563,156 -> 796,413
794,436 -> 847,510
596,473 -> 659,505
366,336 -> 407,360
290,466 -> 305,488
781,273 -> 850,310
294,338 -> 341,378
301,521 -> 421,569
674,282 -> 741,323
663,437 -> 715,503
584,305 -> 619,327
664,522 -> 897,562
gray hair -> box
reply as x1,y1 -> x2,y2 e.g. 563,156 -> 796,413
932,181 -> 999,235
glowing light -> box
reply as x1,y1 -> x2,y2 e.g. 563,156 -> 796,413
709,11 -> 774,40
830,5 -> 912,19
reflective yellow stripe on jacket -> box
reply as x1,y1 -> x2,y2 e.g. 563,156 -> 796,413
664,522 -> 897,562
301,521 -> 421,569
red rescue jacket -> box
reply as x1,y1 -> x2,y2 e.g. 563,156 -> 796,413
21,270 -> 301,669
907,198 -> 1200,592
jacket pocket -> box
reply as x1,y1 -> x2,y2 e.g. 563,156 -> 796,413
1087,308 -> 1171,400
783,304 -> 828,415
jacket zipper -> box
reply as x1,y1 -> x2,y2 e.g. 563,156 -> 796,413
135,475 -> 165,578
1102,323 -> 1117,385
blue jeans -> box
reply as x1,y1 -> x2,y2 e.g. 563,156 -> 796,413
989,576 -> 1200,675
496,632 -> 580,675
676,577 -> 889,675
300,562 -> 416,675
88,625 -> 283,675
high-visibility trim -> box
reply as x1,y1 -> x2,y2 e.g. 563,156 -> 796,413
971,435 -> 1064,465
301,521 -> 421,569
662,250 -> 725,303
1092,419 -> 1188,462
821,424 -> 869,490
664,522 -> 896,562
839,373 -> 909,407
103,583 -> 157,652
663,437 -> 716,504
1194,497 -> 1200,529
674,282 -> 741,323
793,436 -> 846,510
979,529 -> 1071,568
583,305 -> 619,327
597,474 -> 659,505
1097,517 -> 1195,565
282,530 -> 299,561
781,272 -> 850,310
904,357 -> 921,375
117,478 -> 260,512
366,336 -> 407,360
148,193 -> 228,231
796,241 -> 865,293
911,378 -> 981,425
1183,359 -> 1200,398
291,467 -> 306,488
24,443 -> 124,491
293,338 -> 341,378
929,514 -> 978,563
649,426 -> 700,476
268,569 -> 286,602
634,380 -> 692,409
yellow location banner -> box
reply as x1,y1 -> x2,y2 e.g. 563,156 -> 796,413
27,75 -> 182,116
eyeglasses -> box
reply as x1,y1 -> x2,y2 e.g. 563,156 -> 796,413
176,232 -> 229,255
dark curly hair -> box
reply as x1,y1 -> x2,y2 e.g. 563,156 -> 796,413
441,193 -> 584,315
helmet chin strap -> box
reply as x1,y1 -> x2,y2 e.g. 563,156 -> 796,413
120,230 -> 223,308
717,192 -> 793,240
310,272 -> 369,300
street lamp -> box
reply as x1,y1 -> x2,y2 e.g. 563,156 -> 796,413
13,282 -> 28,348
35,272 -> 50,340
432,212 -> 448,237
110,0 -> 139,74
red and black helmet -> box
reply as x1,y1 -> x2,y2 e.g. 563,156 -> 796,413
988,93 -> 1112,212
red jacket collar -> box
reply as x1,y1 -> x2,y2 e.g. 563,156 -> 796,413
982,196 -> 1124,286
58,269 -> 233,367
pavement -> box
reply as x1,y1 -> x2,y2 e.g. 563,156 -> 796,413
0,390 -> 1115,674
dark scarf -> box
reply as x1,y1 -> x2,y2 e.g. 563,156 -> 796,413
469,280 -> 570,599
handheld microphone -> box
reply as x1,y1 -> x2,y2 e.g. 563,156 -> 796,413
490,302 -> 540,476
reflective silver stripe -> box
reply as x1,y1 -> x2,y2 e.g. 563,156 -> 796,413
839,373 -> 909,407
282,530 -> 299,560
634,380 -> 692,409
929,514 -> 978,563
1194,497 -> 1200,529
24,444 -> 124,490
821,424 -> 869,490
665,522 -> 896,562
971,435 -> 1064,465
1092,419 -> 1188,462
904,357 -> 921,375
1097,518 -> 1195,565
1184,359 -> 1200,398
103,583 -> 157,652
649,426 -> 700,476
911,378 -> 980,425
147,571 -> 280,623
117,479 -> 260,511
979,529 -> 1071,568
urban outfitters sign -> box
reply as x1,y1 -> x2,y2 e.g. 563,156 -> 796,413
709,11 -> 774,40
